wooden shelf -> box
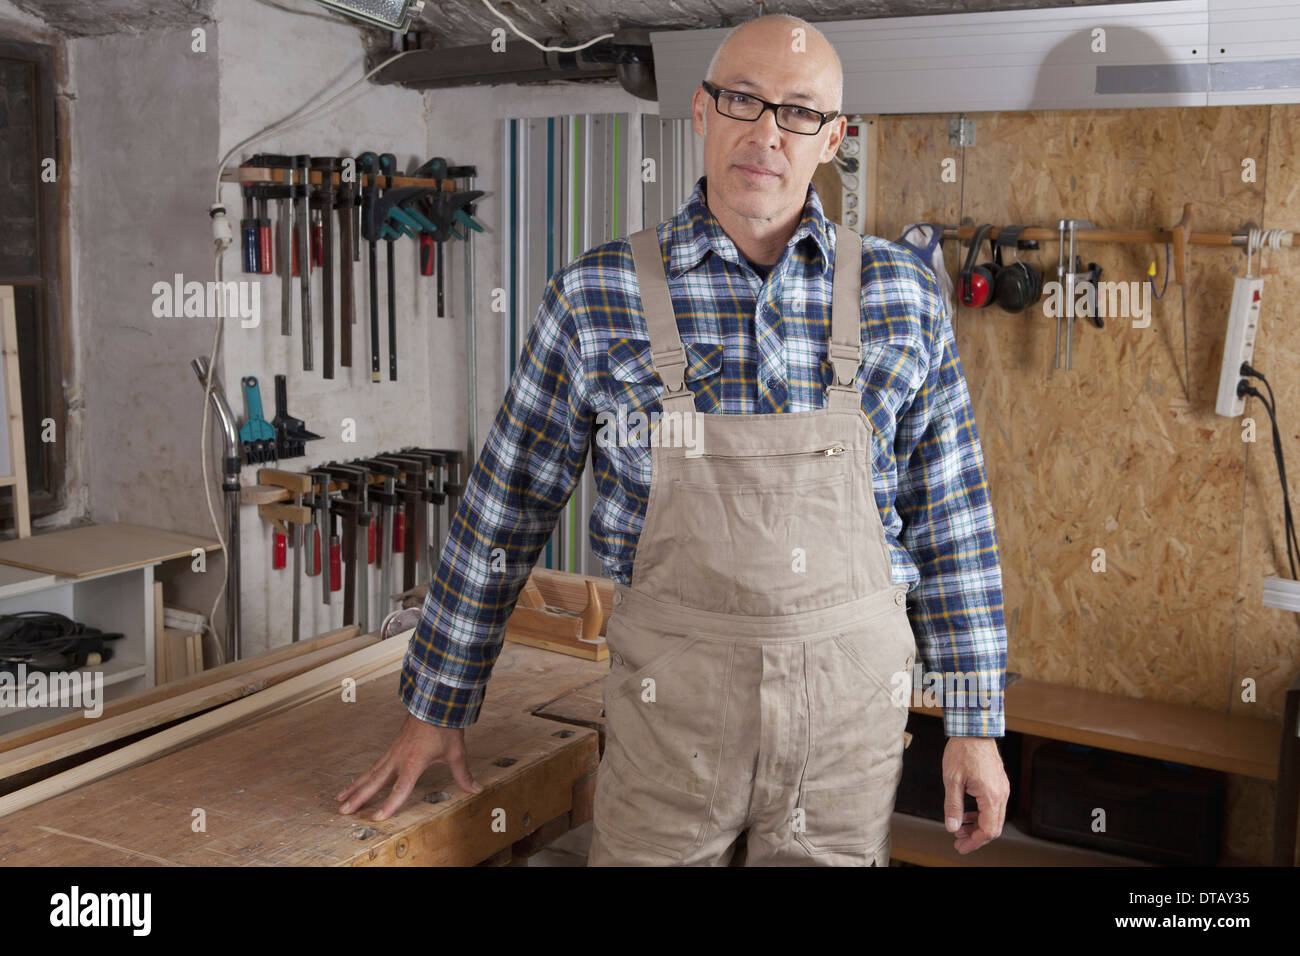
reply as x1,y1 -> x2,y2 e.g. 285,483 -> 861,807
0,656 -> 147,719
890,813 -> 1155,867
221,166 -> 457,191
910,677 -> 1280,781
0,564 -> 57,601
0,523 -> 220,578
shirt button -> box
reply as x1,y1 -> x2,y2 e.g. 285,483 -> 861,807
894,590 -> 906,607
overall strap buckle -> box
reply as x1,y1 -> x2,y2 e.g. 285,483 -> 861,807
651,345 -> 689,393
828,340 -> 860,386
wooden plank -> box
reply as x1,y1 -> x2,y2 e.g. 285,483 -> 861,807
0,523 -> 221,578
0,643 -> 606,865
904,678 -> 1280,781
0,636 -> 406,816
0,625 -> 362,756
1002,679 -> 1280,781
0,286 -> 30,539
152,581 -> 166,686
0,634 -> 382,784
890,814 -> 1153,867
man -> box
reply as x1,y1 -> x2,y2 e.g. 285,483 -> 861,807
337,14 -> 1010,866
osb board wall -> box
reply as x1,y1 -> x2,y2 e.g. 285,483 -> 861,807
873,105 -> 1300,865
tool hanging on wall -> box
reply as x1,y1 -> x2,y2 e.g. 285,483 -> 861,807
311,157 -> 340,379
337,162 -> 357,369
356,458 -> 400,620
295,155 -> 314,372
357,152 -> 382,384
243,154 -> 296,338
270,374 -> 322,459
256,469 -> 313,643
1054,219 -> 1096,371
413,158 -> 484,319
307,468 -> 333,607
240,163 -> 260,275
1169,204 -> 1193,402
253,185 -> 274,275
379,152 -> 400,381
322,463 -> 373,631
239,376 -> 278,464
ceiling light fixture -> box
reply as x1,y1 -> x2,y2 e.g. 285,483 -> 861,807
309,0 -> 426,31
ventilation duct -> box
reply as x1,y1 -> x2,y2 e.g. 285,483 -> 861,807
373,28 -> 656,100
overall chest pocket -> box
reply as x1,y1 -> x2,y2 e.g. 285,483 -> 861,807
668,466 -> 855,616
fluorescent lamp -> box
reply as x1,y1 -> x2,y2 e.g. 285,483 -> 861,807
311,0 -> 426,31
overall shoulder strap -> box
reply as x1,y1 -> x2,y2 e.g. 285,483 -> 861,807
828,222 -> 863,410
628,228 -> 693,411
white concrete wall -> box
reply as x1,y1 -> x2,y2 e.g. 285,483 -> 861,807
70,26 -> 222,534
2,0 -> 662,658
213,0 -> 435,653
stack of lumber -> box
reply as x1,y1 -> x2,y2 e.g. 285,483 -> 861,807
0,625 -> 402,809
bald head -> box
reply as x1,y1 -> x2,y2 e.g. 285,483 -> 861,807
705,15 -> 843,113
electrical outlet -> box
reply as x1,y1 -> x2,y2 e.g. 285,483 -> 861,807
1214,276 -> 1264,417
1262,576 -> 1300,613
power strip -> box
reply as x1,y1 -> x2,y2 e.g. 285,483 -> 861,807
1262,577 -> 1300,613
837,116 -> 870,233
1214,276 -> 1265,417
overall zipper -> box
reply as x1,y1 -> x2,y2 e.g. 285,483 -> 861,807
699,442 -> 845,461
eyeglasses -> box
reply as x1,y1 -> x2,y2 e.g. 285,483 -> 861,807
701,80 -> 839,136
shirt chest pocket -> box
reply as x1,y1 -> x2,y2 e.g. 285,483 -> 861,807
601,337 -> 724,415
593,338 -> 723,475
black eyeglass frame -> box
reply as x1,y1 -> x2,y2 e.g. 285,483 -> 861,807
700,80 -> 841,135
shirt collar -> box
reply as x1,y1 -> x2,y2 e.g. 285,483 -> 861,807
665,176 -> 833,279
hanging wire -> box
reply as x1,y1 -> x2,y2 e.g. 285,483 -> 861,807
1148,242 -> 1170,300
479,0 -> 614,52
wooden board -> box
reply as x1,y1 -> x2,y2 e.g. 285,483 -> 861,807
0,643 -> 606,865
0,634 -> 381,785
0,625 -> 361,756
890,814 -> 1152,868
0,286 -> 30,539
0,523 -> 221,578
1003,678 -> 1280,781
904,677 -> 1280,781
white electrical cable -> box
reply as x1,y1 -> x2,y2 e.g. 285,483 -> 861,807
479,0 -> 614,53
1245,227 -> 1293,277
203,46 -> 418,657
213,48 -> 419,203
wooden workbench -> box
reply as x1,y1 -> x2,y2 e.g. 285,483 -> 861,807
0,643 -> 607,866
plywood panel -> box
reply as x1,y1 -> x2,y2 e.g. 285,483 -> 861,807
872,104 -> 1297,864
1233,104 -> 1300,730
0,523 -> 221,577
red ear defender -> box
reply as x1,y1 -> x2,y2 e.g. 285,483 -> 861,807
961,269 -> 992,307
957,223 -> 997,308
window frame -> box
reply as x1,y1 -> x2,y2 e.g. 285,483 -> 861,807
0,35 -> 67,521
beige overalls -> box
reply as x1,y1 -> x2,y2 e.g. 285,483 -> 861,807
587,222 -> 916,867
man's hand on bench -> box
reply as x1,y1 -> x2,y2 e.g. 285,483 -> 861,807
335,714 -> 484,821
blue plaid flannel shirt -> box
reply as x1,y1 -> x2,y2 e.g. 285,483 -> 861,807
401,177 -> 1008,737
